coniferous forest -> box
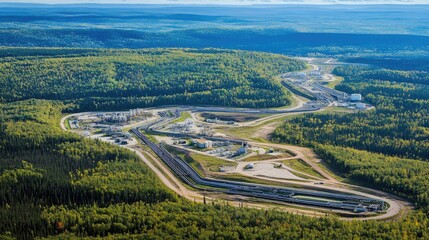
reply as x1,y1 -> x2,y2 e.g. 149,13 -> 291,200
272,63 -> 429,237
1,47 -> 429,239
1,3 -> 429,239
0,48 -> 306,110
272,65 -> 429,160
1,101 -> 429,240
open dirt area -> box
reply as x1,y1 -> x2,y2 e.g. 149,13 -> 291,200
239,162 -> 305,180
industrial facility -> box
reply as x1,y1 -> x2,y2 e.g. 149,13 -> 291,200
132,128 -> 385,214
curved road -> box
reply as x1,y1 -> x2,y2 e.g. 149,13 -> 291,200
60,104 -> 408,220
133,107 -> 408,220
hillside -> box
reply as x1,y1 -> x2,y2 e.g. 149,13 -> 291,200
1,29 -> 429,58
1,4 -> 429,58
0,48 -> 306,110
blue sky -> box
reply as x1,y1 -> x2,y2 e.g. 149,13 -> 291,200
0,0 -> 427,4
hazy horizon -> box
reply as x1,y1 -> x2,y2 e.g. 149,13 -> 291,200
1,0 -> 429,5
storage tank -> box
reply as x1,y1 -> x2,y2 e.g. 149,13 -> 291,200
350,94 -> 362,101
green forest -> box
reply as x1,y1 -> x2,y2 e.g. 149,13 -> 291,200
272,65 -> 429,160
1,48 -> 429,239
1,100 -> 429,239
0,100 -> 176,239
271,63 -> 429,238
314,145 -> 429,210
0,48 -> 306,110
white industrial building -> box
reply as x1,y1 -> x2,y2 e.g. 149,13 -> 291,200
193,139 -> 213,149
350,93 -> 362,101
205,140 -> 213,148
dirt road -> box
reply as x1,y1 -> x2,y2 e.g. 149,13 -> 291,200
60,109 -> 410,221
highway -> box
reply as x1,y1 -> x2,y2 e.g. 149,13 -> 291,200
131,128 -> 384,213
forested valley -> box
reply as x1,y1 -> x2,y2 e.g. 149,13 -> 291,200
1,48 -> 429,239
0,3 -> 429,239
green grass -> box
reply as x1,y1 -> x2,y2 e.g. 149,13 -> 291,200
122,125 -> 133,132
201,112 -> 269,123
163,145 -> 205,176
323,106 -> 354,113
233,105 -> 350,139
164,145 -> 237,173
324,76 -> 344,89
282,159 -> 324,179
172,111 -> 192,123
243,152 -> 292,162
64,118 -> 71,130
190,153 -> 237,172
217,114 -> 299,140
144,132 -> 160,144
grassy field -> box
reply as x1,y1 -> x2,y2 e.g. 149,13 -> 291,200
225,106 -> 352,140
323,106 -> 355,113
216,114 -> 299,140
145,133 -> 160,144
190,153 -> 237,172
282,159 -> 324,179
243,152 -> 293,162
163,145 -> 204,176
64,117 -> 71,130
201,112 -> 268,123
164,145 -> 236,175
324,76 -> 344,89
172,111 -> 192,123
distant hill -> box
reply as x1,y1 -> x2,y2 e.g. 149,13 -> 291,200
1,4 -> 428,57
0,3 -> 428,35
0,48 -> 306,110
1,28 -> 428,58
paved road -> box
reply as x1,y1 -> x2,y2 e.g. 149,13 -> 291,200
138,106 -> 407,220
59,100 -> 406,220
133,128 -> 387,214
